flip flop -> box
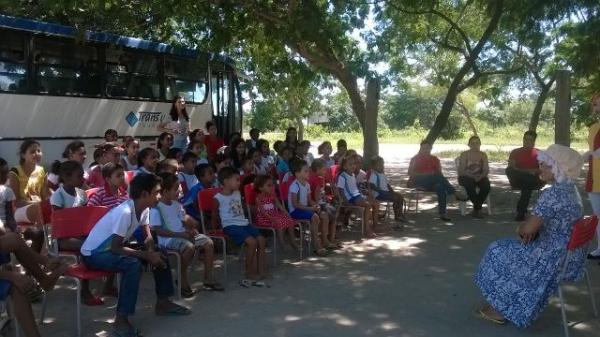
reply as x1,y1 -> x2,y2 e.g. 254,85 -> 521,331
476,309 -> 506,325
239,279 -> 252,288
251,280 -> 271,288
155,304 -> 191,316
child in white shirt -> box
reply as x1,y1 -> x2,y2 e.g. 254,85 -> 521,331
50,161 -> 87,210
151,173 -> 223,297
212,167 -> 267,288
0,158 -> 16,233
369,156 -> 406,223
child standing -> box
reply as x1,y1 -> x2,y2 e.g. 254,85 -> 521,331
254,175 -> 299,251
81,174 -> 190,337
288,160 -> 330,256
369,156 -> 406,223
318,141 -> 335,168
212,167 -> 268,288
337,156 -> 379,238
177,152 -> 199,195
0,158 -> 16,233
150,173 -> 223,298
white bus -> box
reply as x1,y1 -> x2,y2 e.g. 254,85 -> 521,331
0,15 -> 243,166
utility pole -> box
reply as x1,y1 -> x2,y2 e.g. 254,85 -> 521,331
555,70 -> 571,146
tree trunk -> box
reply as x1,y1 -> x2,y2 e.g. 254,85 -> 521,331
424,0 -> 504,144
528,78 -> 555,132
363,78 -> 380,161
457,97 -> 478,136
295,116 -> 304,141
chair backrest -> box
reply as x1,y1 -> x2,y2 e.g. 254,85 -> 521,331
244,183 -> 257,206
279,179 -> 292,203
40,199 -> 53,224
51,206 -> 109,239
125,171 -> 135,184
85,187 -> 100,199
567,216 -> 598,251
197,187 -> 222,212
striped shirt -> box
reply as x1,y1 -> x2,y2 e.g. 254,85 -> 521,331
87,185 -> 129,209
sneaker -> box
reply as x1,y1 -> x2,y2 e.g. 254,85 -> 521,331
587,249 -> 600,260
439,214 -> 452,222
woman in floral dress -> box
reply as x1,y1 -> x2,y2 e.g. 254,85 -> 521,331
474,144 -> 586,327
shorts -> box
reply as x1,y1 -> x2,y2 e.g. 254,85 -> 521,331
290,209 -> 315,220
14,205 -> 33,223
223,225 -> 261,246
162,235 -> 212,252
375,191 -> 395,202
348,195 -> 366,205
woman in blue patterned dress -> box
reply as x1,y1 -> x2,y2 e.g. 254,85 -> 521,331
474,144 -> 586,327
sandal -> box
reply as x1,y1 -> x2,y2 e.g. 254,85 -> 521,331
203,282 -> 225,291
239,279 -> 252,288
181,287 -> 196,298
313,248 -> 329,257
476,309 -> 506,325
251,280 -> 270,288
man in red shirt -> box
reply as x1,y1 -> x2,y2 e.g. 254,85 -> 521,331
408,141 -> 466,221
506,131 -> 544,221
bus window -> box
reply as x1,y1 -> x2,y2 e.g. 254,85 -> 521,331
34,37 -> 99,96
0,32 -> 26,93
165,58 -> 208,104
106,51 -> 160,100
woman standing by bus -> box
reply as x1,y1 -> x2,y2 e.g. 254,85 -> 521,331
8,140 -> 49,255
158,96 -> 190,150
585,91 -> 600,260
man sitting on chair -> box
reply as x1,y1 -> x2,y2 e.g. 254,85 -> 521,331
408,141 -> 467,222
506,131 -> 544,221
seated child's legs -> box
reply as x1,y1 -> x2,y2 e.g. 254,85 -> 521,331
82,252 -> 143,316
57,237 -> 84,251
22,227 -> 44,253
7,279 -> 41,337
319,211 -> 330,246
290,209 -> 315,221
310,213 -> 322,250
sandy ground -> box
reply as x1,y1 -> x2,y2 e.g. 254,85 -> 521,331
13,145 -> 600,337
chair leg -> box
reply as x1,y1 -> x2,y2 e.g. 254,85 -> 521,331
75,278 -> 82,337
487,195 -> 492,215
584,268 -> 599,317
221,239 -> 227,282
271,229 -> 277,267
558,285 -> 570,337
459,201 -> 467,216
297,223 -> 303,260
40,292 -> 48,325
172,253 -> 182,300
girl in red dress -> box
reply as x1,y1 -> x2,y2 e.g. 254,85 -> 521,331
254,175 -> 299,251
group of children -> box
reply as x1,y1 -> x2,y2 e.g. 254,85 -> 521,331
0,124 -> 406,337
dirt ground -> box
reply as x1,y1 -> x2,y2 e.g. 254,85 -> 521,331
14,148 -> 600,337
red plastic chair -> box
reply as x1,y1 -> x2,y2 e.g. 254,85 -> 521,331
40,206 -> 111,337
243,184 -> 278,264
557,216 -> 599,337
197,188 -> 228,280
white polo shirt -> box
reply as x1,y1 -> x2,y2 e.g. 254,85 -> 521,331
81,200 -> 149,256
288,180 -> 311,213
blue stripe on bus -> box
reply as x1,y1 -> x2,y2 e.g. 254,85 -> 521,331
0,14 -> 198,58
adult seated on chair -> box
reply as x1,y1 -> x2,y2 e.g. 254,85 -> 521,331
407,141 -> 466,221
506,131 -> 545,221
458,136 -> 491,219
474,144 -> 584,328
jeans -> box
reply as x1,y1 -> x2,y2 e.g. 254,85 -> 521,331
412,174 -> 455,214
505,167 -> 544,214
82,250 -> 174,316
458,176 -> 491,210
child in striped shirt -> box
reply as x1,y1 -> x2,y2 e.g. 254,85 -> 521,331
87,162 -> 129,209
